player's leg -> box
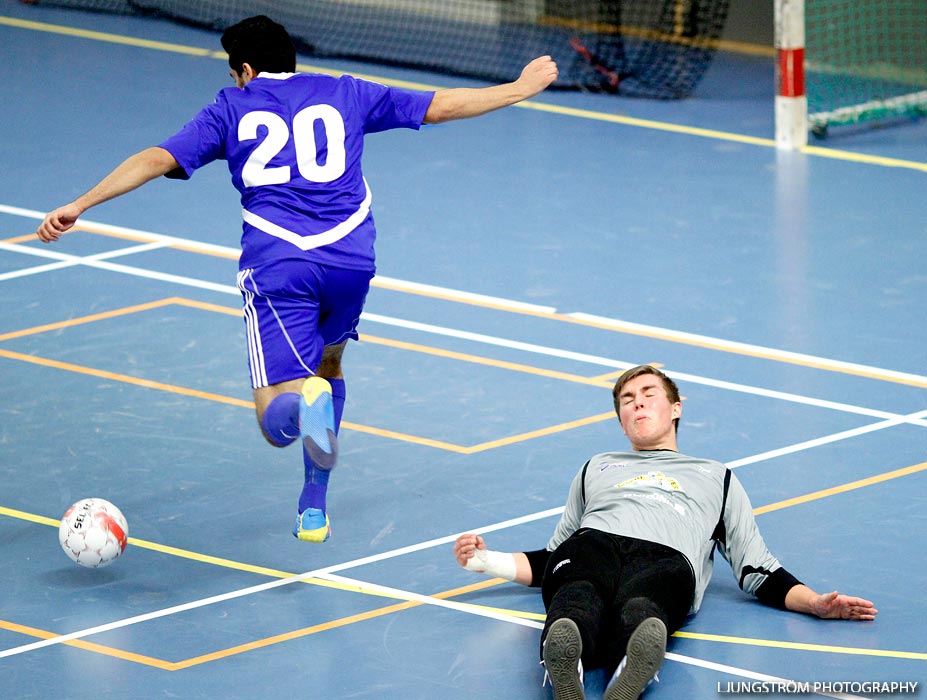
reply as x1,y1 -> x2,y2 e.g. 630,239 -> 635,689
255,379 -> 306,448
540,529 -> 623,699
254,376 -> 337,543
238,263 -> 336,542
289,266 -> 372,540
602,539 -> 695,700
315,341 -> 348,437
290,341 -> 348,542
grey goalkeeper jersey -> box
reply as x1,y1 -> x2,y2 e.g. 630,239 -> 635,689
546,450 -> 783,613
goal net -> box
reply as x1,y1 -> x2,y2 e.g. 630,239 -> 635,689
25,0 -> 732,99
805,0 -> 927,135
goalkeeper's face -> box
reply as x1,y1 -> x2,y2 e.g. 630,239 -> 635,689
615,374 -> 681,451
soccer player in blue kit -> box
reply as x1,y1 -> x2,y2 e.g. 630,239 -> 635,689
36,15 -> 559,543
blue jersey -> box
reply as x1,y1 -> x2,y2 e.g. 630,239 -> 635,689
159,72 -> 434,270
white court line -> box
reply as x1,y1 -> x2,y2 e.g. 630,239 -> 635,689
2,232 -> 923,428
664,653 -> 866,700
0,507 -> 559,659
362,313 -> 927,428
2,237 -> 921,427
316,574 -> 863,700
0,208 -> 919,687
570,312 -> 927,388
0,204 -> 241,258
2,203 -> 922,388
727,408 -> 927,468
319,573 -> 543,628
0,240 -> 170,281
0,502 -> 874,699
0,240 -> 238,294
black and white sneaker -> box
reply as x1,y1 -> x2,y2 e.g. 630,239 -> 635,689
542,618 -> 585,700
604,617 -> 666,700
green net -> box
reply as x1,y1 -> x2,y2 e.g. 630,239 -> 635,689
806,0 -> 927,134
24,0 -> 731,99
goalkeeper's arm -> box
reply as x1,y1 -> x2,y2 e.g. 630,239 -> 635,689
454,533 -> 551,587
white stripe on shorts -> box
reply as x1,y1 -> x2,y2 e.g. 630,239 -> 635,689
237,269 -> 267,388
237,268 -> 314,388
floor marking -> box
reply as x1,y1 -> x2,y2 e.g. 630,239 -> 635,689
1,461 -> 921,675
318,574 -> 543,629
727,414 -> 927,469
0,620 -> 173,669
0,297 -> 182,341
6,296 -> 922,461
3,208 -> 925,390
0,348 -> 254,409
663,652 -> 867,700
569,312 -> 927,389
361,313 -> 927,425
0,240 -> 238,295
673,631 -> 927,661
0,579 -> 506,670
360,333 -> 613,387
2,15 -> 925,173
0,239 -> 169,282
0,18 -> 920,693
752,462 -> 927,515
0,508 -> 562,660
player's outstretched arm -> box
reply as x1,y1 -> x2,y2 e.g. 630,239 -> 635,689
37,147 -> 180,242
454,533 -> 533,585
423,56 -> 558,124
785,585 -> 878,620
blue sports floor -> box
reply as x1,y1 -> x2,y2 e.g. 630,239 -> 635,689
1,3 -> 925,699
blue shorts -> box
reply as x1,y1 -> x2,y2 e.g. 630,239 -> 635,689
236,261 -> 374,389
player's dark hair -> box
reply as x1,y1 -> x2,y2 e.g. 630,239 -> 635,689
612,365 -> 681,433
221,15 -> 296,75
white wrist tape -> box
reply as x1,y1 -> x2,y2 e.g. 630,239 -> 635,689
464,549 -> 517,581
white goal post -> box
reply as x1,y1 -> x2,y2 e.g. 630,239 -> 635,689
774,0 -> 807,149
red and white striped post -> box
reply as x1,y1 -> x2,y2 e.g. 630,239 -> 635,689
775,0 -> 807,149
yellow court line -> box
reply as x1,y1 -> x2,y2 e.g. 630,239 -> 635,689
171,578 -> 507,669
372,279 -> 927,388
2,15 -> 925,173
0,297 -> 184,342
672,631 -> 927,661
0,507 -> 454,602
0,299 -> 621,453
0,619 -> 174,669
0,578 -> 508,670
0,15 -> 218,56
0,348 -> 254,409
6,230 -> 926,388
360,333 -> 614,388
466,412 -> 618,453
0,344 -> 612,455
753,462 -> 927,516
3,462 -> 924,667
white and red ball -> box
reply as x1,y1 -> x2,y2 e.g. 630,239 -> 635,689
58,498 -> 129,568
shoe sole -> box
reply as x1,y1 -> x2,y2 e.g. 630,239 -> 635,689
295,526 -> 330,543
300,377 -> 338,469
604,617 -> 666,700
543,618 -> 585,700
294,512 -> 331,543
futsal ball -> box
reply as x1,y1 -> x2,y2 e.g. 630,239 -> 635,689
58,498 -> 129,568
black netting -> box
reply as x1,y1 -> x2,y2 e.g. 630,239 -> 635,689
27,0 -> 732,98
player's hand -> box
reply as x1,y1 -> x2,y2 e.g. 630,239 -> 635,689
454,533 -> 486,569
811,591 -> 878,620
517,55 -> 559,96
36,203 -> 82,243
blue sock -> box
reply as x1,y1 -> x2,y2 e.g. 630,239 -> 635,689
299,378 -> 346,513
330,378 -> 346,433
261,392 -> 300,447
